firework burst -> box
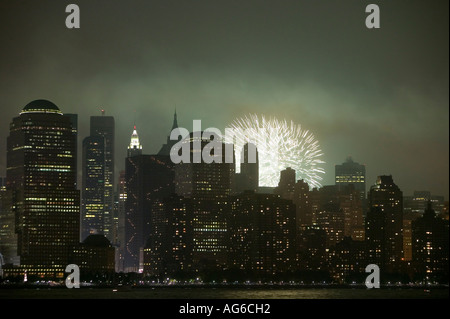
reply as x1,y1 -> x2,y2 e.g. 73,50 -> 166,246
225,114 -> 325,188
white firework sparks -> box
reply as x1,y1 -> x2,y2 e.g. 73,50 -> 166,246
225,114 -> 325,188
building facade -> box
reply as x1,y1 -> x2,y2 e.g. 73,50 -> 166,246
174,132 -> 234,271
412,202 -> 449,283
274,167 -> 312,228
143,194 -> 193,278
71,234 -> 115,281
115,170 -> 127,272
89,112 -> 115,243
125,153 -> 174,272
366,175 -> 403,274
335,156 -> 366,201
228,191 -> 296,277
81,136 -> 105,241
6,99 -> 80,278
235,143 -> 259,194
0,181 -> 18,266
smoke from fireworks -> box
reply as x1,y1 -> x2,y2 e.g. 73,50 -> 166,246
226,114 -> 325,188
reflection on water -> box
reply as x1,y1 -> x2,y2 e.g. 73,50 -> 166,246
0,287 -> 448,299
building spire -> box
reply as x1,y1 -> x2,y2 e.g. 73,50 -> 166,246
127,124 -> 142,157
172,109 -> 178,130
157,110 -> 181,156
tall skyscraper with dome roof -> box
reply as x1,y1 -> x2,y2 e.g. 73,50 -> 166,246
6,99 -> 80,278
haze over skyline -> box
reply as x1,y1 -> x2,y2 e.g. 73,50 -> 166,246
0,0 -> 448,198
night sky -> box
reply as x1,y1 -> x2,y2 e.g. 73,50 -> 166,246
0,0 -> 448,198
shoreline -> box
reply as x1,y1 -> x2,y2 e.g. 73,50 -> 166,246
1,283 -> 448,290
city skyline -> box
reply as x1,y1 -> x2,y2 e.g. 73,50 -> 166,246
0,99 -> 448,285
1,99 -> 448,201
0,1 -> 448,199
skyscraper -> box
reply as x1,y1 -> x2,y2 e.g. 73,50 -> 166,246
315,199 -> 345,248
71,234 -> 115,280
404,191 -> 446,219
174,132 -> 234,271
335,156 -> 366,201
296,225 -> 327,272
366,175 -> 403,273
0,177 -> 18,266
328,237 -> 367,283
339,185 -> 365,241
127,125 -> 143,158
402,209 -> 421,262
274,167 -> 296,201
124,126 -> 175,272
307,184 -> 364,248
293,179 -> 312,227
228,191 -> 296,276
65,113 -> 78,187
412,201 -> 449,282
175,132 -> 234,201
81,136 -> 105,241
6,99 -> 80,278
90,111 -> 115,243
235,143 -> 259,193
274,167 -> 312,228
143,194 -> 193,277
116,170 -> 126,273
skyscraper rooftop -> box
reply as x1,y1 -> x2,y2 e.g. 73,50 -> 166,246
127,125 -> 143,157
20,99 -> 62,115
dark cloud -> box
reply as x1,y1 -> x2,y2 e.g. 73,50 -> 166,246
0,0 -> 448,198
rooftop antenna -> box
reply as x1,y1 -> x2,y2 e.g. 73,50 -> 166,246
101,109 -> 105,116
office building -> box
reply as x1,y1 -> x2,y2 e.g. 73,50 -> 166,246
365,175 -> 403,273
124,125 -> 174,272
296,225 -> 327,272
339,185 -> 365,241
235,143 -> 259,194
315,201 -> 345,248
6,99 -> 80,278
274,168 -> 312,228
292,179 -> 312,227
90,111 -> 115,243
274,167 -> 296,201
174,132 -> 234,271
412,201 -> 449,282
65,114 -> 78,187
143,194 -> 193,277
335,156 -> 366,201
81,136 -> 105,241
71,234 -> 115,280
402,210 -> 421,262
228,191 -> 296,276
404,191 -> 446,215
115,170 -> 126,272
0,179 -> 18,266
328,237 -> 367,283
175,132 -> 234,201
